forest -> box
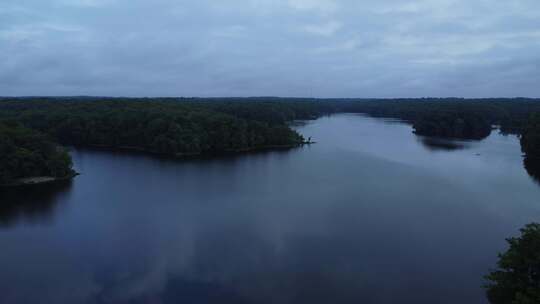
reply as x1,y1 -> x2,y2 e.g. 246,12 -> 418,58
0,121 -> 74,185
0,99 -> 307,157
412,112 -> 492,140
1,97 -> 540,185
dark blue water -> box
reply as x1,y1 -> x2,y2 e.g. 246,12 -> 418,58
1,114 -> 539,304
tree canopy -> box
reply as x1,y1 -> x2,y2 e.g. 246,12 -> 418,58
0,99 -> 306,156
413,112 -> 492,140
0,121 -> 74,185
485,223 -> 540,304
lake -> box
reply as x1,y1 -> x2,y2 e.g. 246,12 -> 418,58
1,114 -> 539,304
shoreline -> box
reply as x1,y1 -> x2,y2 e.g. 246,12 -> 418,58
75,141 -> 316,159
0,172 -> 79,188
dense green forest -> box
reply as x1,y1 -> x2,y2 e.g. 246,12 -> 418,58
0,99 -> 307,157
0,121 -> 74,185
1,97 -> 540,184
485,223 -> 540,304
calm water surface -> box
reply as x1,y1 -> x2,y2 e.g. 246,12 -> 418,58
1,114 -> 540,304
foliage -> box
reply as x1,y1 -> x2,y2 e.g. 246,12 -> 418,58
0,99 -> 306,156
521,114 -> 540,158
413,112 -> 492,139
485,223 -> 540,304
0,121 -> 74,184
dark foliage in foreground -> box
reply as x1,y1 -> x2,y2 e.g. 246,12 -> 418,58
485,223 -> 540,304
0,121 -> 74,185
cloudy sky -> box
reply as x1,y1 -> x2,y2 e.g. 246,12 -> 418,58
1,0 -> 539,97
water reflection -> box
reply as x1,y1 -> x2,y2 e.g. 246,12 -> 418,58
160,277 -> 249,304
90,275 -> 250,304
0,180 -> 73,227
417,136 -> 469,151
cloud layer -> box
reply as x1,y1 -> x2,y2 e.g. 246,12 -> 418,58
1,0 -> 539,97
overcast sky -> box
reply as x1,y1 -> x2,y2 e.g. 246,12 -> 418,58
1,0 -> 539,97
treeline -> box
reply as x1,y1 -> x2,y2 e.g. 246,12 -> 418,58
2,97 -> 540,138
182,97 -> 540,143
198,97 -> 540,139
3,96 -> 540,135
0,99 -> 306,157
0,121 -> 74,185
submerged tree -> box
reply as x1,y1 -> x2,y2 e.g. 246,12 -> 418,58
485,223 -> 540,304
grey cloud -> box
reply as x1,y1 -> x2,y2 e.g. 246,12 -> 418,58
1,0 -> 539,97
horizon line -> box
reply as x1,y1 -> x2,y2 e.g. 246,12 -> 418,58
1,96 -> 540,100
